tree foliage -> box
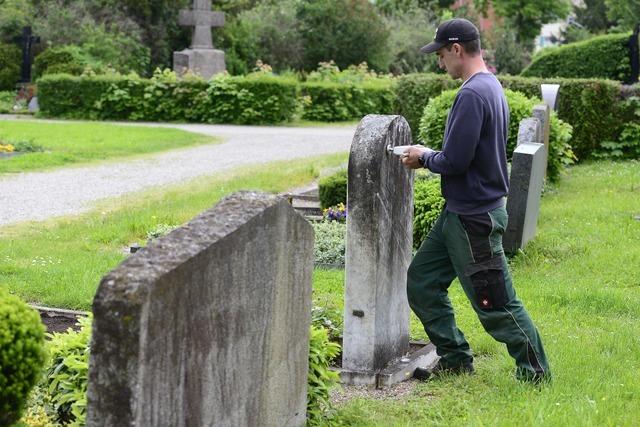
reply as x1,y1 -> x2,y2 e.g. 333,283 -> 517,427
297,0 -> 390,71
605,0 -> 640,31
476,0 -> 571,45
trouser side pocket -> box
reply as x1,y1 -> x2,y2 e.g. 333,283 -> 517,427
464,255 -> 508,310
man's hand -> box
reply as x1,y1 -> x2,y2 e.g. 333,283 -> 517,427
401,145 -> 434,169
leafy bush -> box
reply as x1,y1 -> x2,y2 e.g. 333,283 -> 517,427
594,96 -> 640,159
297,0 -> 390,71
37,73 -> 124,119
0,288 -> 47,426
37,71 -> 299,124
311,306 -> 343,340
499,75 -> 639,160
206,73 -> 299,124
418,88 -> 575,182
521,33 -> 632,81
413,176 -> 445,249
312,221 -> 346,267
318,169 -> 347,209
0,90 -> 15,113
33,46 -> 86,79
307,326 -> 340,426
45,315 -> 91,426
393,73 -> 459,141
0,42 -> 20,90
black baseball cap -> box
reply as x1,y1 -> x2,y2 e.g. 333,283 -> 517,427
420,18 -> 480,54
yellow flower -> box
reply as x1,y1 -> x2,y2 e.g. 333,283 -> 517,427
0,143 -> 15,153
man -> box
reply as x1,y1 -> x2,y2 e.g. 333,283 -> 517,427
401,18 -> 550,383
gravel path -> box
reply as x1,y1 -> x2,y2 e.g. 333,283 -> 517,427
0,119 -> 356,226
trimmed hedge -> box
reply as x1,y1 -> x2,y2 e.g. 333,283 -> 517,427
499,75 -> 639,160
0,43 -> 21,91
318,169 -> 347,209
301,80 -> 395,121
394,73 -> 639,161
33,46 -> 86,79
521,33 -> 633,82
0,288 -> 47,426
38,73 -> 299,124
393,73 -> 459,140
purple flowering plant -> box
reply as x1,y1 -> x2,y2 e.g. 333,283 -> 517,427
323,202 -> 347,222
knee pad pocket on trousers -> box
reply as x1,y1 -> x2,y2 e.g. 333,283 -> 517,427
464,255 -> 508,310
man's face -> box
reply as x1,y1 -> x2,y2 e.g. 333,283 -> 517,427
437,44 -> 461,79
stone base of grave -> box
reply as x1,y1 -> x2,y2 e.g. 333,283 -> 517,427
339,342 -> 439,388
173,48 -> 225,80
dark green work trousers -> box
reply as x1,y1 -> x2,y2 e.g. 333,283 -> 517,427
407,206 -> 550,380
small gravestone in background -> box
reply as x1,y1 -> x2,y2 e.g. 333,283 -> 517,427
342,115 -> 438,387
504,118 -> 547,254
532,104 -> 551,176
173,0 -> 226,79
87,192 -> 313,426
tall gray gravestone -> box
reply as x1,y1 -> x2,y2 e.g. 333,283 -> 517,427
342,115 -> 437,387
504,118 -> 547,254
532,104 -> 551,177
173,0 -> 226,79
87,192 -> 313,427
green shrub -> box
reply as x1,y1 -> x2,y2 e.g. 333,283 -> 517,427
301,79 -> 395,121
500,75 -> 638,160
45,315 -> 91,426
521,33 -> 632,81
0,90 -> 15,113
393,73 -> 459,141
413,176 -> 445,249
33,46 -> 86,79
594,96 -> 640,159
0,42 -> 20,90
38,73 -> 128,119
307,326 -> 341,426
418,88 -> 575,182
312,221 -> 346,267
0,288 -> 47,426
311,306 -> 343,340
206,73 -> 299,124
297,0 -> 390,71
318,169 -> 347,208
38,72 -> 299,124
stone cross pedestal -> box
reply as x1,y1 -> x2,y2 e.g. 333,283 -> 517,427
341,115 -> 438,387
173,0 -> 225,79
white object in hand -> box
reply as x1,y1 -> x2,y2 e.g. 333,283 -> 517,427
392,145 -> 419,156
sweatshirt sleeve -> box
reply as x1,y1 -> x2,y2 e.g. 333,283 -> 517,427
424,89 -> 485,175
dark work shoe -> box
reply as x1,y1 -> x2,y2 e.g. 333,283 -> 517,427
413,360 -> 475,381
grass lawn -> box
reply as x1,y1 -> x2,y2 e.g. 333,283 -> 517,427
0,120 -> 218,174
0,152 -> 347,309
312,160 -> 640,426
3,157 -> 639,425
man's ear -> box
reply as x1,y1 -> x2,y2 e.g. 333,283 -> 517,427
453,43 -> 463,56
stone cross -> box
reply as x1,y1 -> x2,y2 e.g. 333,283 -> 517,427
15,27 -> 40,83
341,115 -> 438,387
87,192 -> 313,426
178,0 -> 224,49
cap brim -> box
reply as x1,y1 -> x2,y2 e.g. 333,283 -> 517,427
420,41 -> 446,54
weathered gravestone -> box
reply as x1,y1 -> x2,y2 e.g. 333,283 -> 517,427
87,192 -> 313,427
173,0 -> 226,79
532,104 -> 551,176
504,118 -> 547,254
342,115 -> 438,387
